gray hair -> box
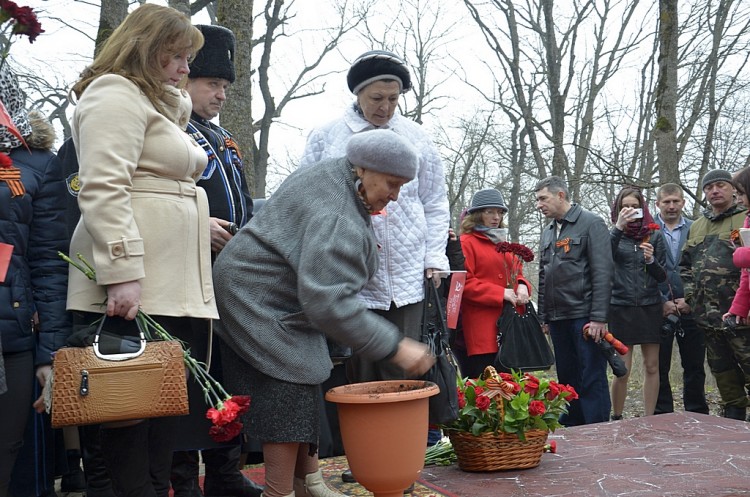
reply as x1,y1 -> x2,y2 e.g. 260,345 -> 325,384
535,176 -> 569,200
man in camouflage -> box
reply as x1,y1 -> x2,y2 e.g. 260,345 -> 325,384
679,169 -> 748,420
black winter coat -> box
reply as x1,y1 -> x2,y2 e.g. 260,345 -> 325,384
609,228 -> 668,306
1,146 -> 70,365
538,203 -> 614,323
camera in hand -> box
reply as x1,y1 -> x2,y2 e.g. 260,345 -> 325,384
597,339 -> 628,378
661,313 -> 683,338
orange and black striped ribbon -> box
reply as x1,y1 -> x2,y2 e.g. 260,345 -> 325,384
0,167 -> 25,197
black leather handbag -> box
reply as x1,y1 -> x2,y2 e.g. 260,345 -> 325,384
420,279 -> 460,425
494,301 -> 555,372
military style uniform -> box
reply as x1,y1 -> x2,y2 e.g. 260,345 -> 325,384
188,114 -> 252,228
679,203 -> 750,417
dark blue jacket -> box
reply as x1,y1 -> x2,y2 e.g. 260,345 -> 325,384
1,146 -> 70,365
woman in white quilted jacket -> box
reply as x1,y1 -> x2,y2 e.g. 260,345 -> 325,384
300,50 -> 450,381
299,50 -> 451,479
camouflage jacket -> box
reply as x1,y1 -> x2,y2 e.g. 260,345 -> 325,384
679,203 -> 747,328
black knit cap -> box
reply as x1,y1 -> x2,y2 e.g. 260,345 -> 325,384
347,50 -> 412,95
701,169 -> 732,190
189,25 -> 235,83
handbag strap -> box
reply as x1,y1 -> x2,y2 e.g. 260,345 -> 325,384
93,315 -> 148,362
421,278 -> 450,355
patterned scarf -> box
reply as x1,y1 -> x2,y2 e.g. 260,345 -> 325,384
0,64 -> 31,150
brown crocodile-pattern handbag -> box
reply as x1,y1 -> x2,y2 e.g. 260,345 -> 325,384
50,320 -> 188,428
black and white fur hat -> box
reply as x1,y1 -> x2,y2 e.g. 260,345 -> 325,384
189,25 -> 236,83
347,50 -> 412,95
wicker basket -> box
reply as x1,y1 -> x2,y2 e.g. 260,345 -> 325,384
447,429 -> 548,472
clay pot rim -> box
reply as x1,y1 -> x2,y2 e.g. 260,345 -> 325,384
325,379 -> 439,404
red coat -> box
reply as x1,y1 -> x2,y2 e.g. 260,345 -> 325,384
460,231 -> 530,356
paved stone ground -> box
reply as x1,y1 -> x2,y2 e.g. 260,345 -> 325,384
55,348 -> 726,496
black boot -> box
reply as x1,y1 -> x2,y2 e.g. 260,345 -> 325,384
61,449 -> 87,492
171,450 -> 203,497
100,422 -> 158,497
202,445 -> 263,497
80,424 -> 118,497
723,405 -> 747,421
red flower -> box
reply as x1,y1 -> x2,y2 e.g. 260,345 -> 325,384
0,153 -> 11,168
473,386 -> 485,396
457,389 -> 466,409
499,372 -> 513,382
561,384 -> 579,401
209,420 -> 242,442
475,395 -> 491,411
230,395 -> 251,414
0,1 -> 43,43
546,381 -> 561,400
544,440 -> 557,453
206,395 -> 251,427
507,381 -> 521,394
647,223 -> 660,232
523,376 -> 540,396
529,400 -> 546,416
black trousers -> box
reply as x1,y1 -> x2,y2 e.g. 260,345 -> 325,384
655,316 -> 709,414
0,351 -> 34,497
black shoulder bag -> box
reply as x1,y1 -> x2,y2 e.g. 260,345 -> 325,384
494,301 -> 555,373
420,279 -> 460,425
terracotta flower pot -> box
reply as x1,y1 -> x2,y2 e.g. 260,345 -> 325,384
325,380 -> 439,497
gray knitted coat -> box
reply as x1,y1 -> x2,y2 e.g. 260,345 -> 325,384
213,157 -> 401,384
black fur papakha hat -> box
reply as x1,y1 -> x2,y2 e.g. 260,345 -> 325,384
189,25 -> 235,83
347,50 -> 412,95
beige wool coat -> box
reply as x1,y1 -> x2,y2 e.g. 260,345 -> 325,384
67,74 -> 218,319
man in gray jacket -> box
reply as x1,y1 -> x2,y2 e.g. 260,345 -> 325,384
535,176 -> 613,425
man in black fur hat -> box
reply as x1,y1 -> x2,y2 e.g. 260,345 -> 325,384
170,24 -> 260,497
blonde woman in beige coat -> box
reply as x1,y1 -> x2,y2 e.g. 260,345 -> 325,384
66,5 -> 216,497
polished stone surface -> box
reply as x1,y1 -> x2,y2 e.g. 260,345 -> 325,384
422,412 -> 750,496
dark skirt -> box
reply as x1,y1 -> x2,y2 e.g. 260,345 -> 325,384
220,341 -> 319,446
608,303 -> 663,345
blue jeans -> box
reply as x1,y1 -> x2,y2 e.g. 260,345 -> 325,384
549,318 -> 611,425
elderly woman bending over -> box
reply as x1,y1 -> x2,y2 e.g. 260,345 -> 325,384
214,130 -> 435,497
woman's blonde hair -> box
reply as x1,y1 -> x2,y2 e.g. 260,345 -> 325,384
71,3 -> 203,115
459,210 -> 506,235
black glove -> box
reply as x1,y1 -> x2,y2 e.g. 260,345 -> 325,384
597,339 -> 628,378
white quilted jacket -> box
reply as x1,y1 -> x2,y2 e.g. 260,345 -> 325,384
299,104 -> 450,309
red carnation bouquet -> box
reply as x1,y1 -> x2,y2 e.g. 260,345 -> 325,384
495,241 -> 534,287
61,253 -> 250,442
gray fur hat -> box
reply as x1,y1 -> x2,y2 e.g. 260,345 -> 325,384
346,130 -> 418,180
467,188 -> 508,213
701,169 -> 733,190
189,25 -> 235,83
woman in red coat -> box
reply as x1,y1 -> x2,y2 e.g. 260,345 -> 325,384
458,189 -> 531,378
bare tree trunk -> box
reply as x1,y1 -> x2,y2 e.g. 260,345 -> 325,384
94,0 -> 128,56
654,0 -> 679,184
540,0 -> 569,178
218,0 -> 256,194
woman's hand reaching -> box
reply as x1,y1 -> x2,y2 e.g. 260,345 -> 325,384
392,338 -> 436,377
